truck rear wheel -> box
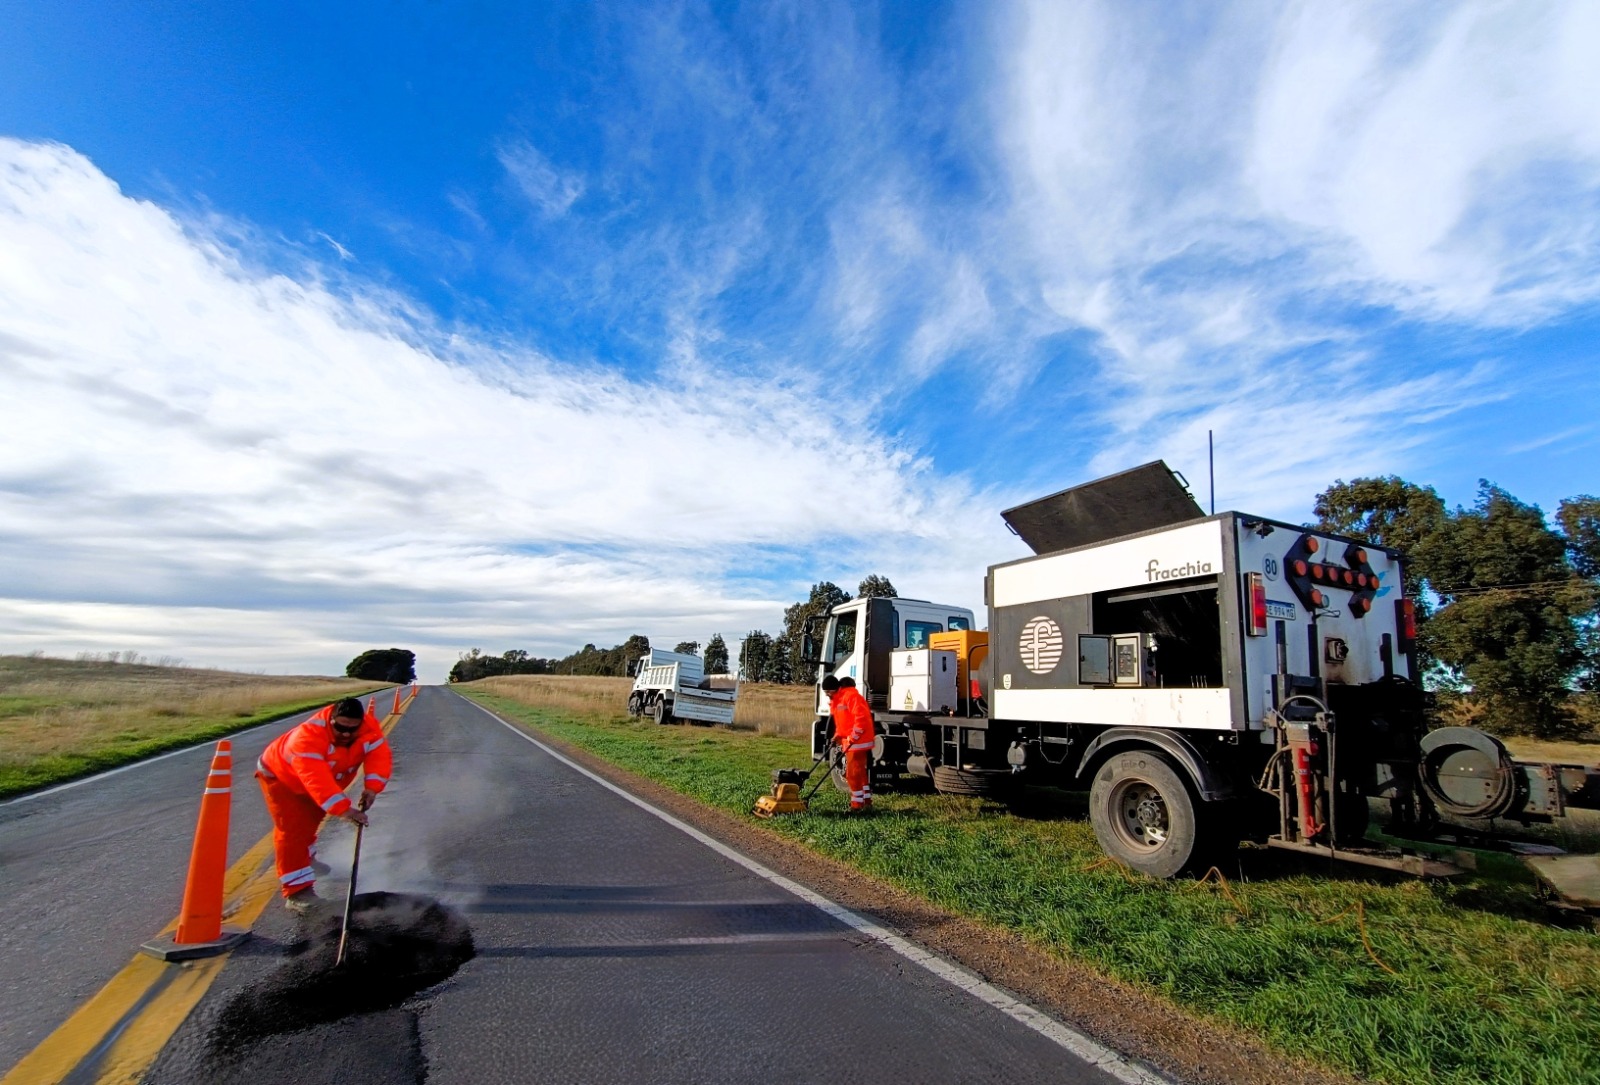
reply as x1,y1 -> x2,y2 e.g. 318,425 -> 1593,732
1089,750 -> 1208,878
651,697 -> 673,725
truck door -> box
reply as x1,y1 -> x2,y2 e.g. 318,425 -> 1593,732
864,597 -> 896,710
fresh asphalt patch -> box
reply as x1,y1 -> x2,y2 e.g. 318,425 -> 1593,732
210,892 -> 474,1051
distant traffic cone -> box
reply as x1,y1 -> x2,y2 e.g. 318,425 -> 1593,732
366,696 -> 380,725
140,741 -> 249,960
392,687 -> 401,714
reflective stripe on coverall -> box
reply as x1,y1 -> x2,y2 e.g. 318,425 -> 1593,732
830,686 -> 876,809
256,702 -> 393,896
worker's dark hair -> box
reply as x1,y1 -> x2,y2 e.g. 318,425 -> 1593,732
821,675 -> 840,692
838,676 -> 857,689
332,697 -> 365,720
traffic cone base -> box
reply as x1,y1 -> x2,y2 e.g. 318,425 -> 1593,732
140,925 -> 249,962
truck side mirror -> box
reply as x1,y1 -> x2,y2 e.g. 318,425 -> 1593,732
800,632 -> 820,666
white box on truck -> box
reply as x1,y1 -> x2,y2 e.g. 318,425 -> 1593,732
889,649 -> 957,713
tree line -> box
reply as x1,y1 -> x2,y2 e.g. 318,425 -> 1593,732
448,633 -> 733,683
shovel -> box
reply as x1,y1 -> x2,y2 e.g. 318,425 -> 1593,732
334,820 -> 365,968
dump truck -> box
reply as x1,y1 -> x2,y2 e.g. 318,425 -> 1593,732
627,648 -> 738,725
804,461 -> 1600,889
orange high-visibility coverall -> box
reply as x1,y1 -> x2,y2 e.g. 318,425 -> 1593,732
829,686 -> 876,809
255,702 -> 392,897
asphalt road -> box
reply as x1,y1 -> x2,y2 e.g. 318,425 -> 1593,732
7,688 -> 1132,1084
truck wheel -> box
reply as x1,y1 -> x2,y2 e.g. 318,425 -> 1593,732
932,765 -> 1017,799
627,693 -> 642,718
1088,750 -> 1206,878
652,697 -> 673,725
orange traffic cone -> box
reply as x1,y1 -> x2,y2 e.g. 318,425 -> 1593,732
392,687 -> 401,715
140,741 -> 249,960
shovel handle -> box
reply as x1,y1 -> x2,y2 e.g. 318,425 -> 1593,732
334,821 -> 364,967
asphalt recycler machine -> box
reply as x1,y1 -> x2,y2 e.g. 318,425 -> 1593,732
779,462 -> 1600,906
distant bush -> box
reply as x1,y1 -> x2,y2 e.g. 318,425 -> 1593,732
345,648 -> 417,684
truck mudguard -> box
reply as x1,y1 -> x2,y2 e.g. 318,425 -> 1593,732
1074,728 -> 1235,802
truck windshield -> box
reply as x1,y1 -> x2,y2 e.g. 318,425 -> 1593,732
905,620 -> 941,649
829,611 -> 857,660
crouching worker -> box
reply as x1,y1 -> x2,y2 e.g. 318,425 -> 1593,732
255,696 -> 391,914
822,675 -> 875,812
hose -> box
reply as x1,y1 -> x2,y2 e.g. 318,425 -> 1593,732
1421,744 -> 1516,820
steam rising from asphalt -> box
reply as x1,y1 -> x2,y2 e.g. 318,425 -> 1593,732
314,735 -> 522,911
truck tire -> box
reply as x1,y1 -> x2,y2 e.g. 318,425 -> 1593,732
652,696 -> 673,725
1088,750 -> 1209,878
932,765 -> 1017,799
627,693 -> 642,718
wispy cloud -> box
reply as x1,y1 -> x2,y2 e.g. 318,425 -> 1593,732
0,138 -> 1009,677
496,138 -> 585,218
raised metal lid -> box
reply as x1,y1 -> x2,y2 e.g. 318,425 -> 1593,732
1000,460 -> 1205,555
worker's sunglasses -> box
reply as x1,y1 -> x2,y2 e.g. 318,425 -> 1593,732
331,720 -> 361,736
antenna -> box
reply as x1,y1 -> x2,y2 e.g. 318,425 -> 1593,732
1208,430 -> 1215,514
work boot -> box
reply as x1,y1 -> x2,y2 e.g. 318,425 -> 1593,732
283,889 -> 322,916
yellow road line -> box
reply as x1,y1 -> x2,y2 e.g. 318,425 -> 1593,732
3,692 -> 420,1084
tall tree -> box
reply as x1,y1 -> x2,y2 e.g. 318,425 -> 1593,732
858,574 -> 898,599
620,634 -> 651,675
738,630 -> 772,681
673,641 -> 700,657
703,634 -> 729,675
777,581 -> 849,684
1423,483 -> 1590,736
1557,496 -> 1600,691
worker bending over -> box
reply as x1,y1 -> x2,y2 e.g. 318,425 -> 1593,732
256,696 -> 392,914
823,675 -> 876,812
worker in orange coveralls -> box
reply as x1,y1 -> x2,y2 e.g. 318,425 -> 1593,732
255,696 -> 392,914
822,675 -> 876,812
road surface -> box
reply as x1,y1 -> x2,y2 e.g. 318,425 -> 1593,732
2,687 -> 1148,1084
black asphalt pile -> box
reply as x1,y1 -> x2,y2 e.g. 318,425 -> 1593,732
211,891 -> 474,1051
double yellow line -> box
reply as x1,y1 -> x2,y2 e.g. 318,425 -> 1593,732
3,689 -> 417,1085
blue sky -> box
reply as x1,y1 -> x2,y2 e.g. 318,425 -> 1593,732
2,1 -> 1597,682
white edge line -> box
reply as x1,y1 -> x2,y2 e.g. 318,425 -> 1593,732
457,692 -> 1171,1085
0,714 -> 305,807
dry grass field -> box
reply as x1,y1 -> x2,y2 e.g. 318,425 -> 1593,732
0,654 -> 382,797
465,674 -> 817,735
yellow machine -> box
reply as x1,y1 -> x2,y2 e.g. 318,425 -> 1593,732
753,781 -> 810,818
753,757 -> 837,817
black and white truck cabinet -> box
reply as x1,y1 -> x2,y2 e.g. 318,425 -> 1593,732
804,462 -> 1600,885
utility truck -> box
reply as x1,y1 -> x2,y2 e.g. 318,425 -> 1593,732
804,461 -> 1600,888
628,648 -> 738,726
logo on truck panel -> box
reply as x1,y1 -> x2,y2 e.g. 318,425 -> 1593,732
1145,558 -> 1214,582
1019,616 -> 1063,674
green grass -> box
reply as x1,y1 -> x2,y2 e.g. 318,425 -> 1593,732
465,690 -> 1600,1085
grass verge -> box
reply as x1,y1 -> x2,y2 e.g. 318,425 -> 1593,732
0,655 -> 384,799
462,681 -> 1600,1085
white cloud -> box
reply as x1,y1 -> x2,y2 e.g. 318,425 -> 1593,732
989,0 -> 1600,513
496,138 -> 586,218
0,138 -> 1006,680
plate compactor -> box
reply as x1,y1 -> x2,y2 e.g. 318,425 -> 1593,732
753,753 -> 838,818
